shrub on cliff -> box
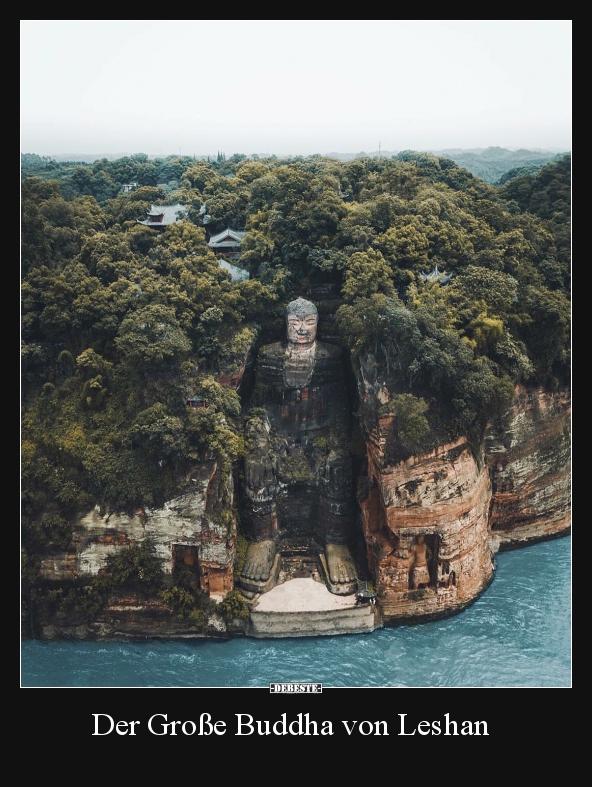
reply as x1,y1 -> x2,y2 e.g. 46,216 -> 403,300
218,589 -> 250,622
102,538 -> 166,598
159,586 -> 214,629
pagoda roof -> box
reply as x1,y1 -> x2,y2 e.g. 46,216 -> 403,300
207,228 -> 247,247
137,203 -> 187,227
419,265 -> 453,285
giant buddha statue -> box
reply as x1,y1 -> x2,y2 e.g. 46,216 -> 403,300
238,297 -> 358,597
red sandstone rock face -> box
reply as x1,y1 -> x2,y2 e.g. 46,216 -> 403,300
361,438 -> 494,624
485,386 -> 571,547
359,384 -> 571,624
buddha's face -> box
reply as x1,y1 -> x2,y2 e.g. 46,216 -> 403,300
287,311 -> 318,349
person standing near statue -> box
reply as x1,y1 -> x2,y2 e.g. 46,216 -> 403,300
239,297 -> 358,596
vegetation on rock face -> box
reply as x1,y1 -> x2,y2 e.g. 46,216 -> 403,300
233,534 -> 249,581
217,589 -> 250,622
25,539 -> 168,631
159,586 -> 213,630
101,538 -> 166,596
22,149 -> 570,547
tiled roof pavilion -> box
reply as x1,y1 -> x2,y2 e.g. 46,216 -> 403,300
137,203 -> 187,228
207,228 -> 247,249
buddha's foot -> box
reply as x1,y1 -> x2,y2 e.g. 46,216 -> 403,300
242,539 -> 276,582
239,539 -> 279,597
325,543 -> 358,595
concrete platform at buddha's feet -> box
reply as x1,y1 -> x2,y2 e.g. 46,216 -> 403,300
247,578 -> 379,638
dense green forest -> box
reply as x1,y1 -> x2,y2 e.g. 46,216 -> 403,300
21,150 -> 571,557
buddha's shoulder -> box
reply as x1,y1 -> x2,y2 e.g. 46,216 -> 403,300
257,341 -> 285,360
316,341 -> 342,359
257,341 -> 342,360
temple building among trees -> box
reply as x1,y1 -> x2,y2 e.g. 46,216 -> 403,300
207,228 -> 246,259
137,203 -> 188,230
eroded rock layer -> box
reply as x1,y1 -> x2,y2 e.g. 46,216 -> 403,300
360,437 -> 495,624
37,461 -> 236,594
485,386 -> 571,547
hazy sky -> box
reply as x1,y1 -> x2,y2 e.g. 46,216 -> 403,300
20,20 -> 572,158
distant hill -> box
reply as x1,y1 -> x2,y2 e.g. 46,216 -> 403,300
46,153 -> 136,163
431,147 -> 569,184
324,146 -> 570,184
23,146 -> 570,186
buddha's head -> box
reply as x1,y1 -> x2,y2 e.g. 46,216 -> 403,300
286,297 -> 318,351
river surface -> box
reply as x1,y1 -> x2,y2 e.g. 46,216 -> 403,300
21,535 -> 571,688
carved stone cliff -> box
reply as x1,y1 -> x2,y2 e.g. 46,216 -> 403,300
355,374 -> 570,625
26,339 -> 570,639
484,385 -> 571,548
360,432 -> 495,624
31,460 -> 241,640
37,460 -> 234,592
